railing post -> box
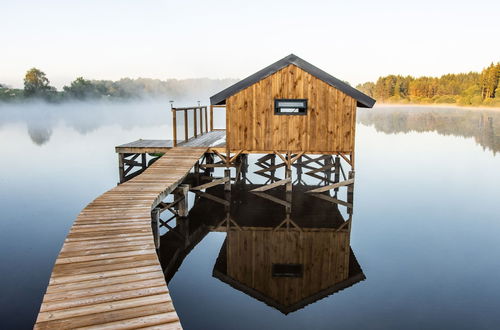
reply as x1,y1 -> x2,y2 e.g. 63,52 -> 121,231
184,109 -> 188,142
196,107 -> 203,135
210,105 -> 214,131
204,106 -> 208,133
193,108 -> 197,138
172,109 -> 177,147
118,153 -> 125,184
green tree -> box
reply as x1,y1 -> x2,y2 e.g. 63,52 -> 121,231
480,63 -> 500,99
356,82 -> 375,97
23,68 -> 55,97
63,77 -> 100,100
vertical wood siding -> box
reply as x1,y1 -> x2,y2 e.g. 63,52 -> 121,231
226,64 -> 357,153
225,230 -> 350,307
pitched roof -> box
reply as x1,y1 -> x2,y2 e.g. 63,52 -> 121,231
210,54 -> 376,108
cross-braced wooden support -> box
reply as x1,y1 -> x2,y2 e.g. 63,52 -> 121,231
151,184 -> 190,249
118,152 -> 160,184
251,151 -> 304,192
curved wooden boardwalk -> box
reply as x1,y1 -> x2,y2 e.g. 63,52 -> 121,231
35,147 -> 207,329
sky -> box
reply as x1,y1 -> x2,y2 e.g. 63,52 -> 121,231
1,0 -> 499,89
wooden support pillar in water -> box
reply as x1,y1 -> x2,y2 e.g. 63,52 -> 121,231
295,155 -> 303,184
240,154 -> 248,182
285,167 -> 292,192
224,169 -> 231,191
347,171 -> 354,214
174,184 -> 190,217
141,153 -> 147,170
151,208 -> 160,249
118,153 -> 125,184
270,155 -> 276,183
194,161 -> 200,174
324,156 -> 332,184
204,153 -> 214,175
285,191 -> 292,216
334,156 -> 340,192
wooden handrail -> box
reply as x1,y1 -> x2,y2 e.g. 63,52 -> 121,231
209,104 -> 226,131
171,106 -> 210,146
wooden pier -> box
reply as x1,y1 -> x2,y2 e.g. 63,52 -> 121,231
35,147 -> 207,329
35,55 -> 375,328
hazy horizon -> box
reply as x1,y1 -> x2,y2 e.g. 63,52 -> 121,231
2,0 -> 499,89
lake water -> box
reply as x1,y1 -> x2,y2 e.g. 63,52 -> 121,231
0,102 -> 499,329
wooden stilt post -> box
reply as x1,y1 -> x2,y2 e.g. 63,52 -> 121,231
270,154 -> 276,183
224,169 -> 231,191
118,153 -> 125,184
295,155 -> 303,184
241,154 -> 248,183
334,156 -> 340,192
151,208 -> 160,249
174,184 -> 190,217
285,189 -> 292,216
323,156 -> 332,184
285,168 -> 292,192
194,161 -> 200,174
141,153 -> 147,170
347,171 -> 354,214
285,153 -> 292,193
204,153 -> 214,175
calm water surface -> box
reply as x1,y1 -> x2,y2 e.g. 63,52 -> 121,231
0,103 -> 499,329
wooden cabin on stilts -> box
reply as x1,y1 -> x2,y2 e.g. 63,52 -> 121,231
208,53 -> 375,195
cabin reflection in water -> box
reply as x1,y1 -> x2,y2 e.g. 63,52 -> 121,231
158,183 -> 365,314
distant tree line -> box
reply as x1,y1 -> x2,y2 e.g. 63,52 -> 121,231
0,68 -> 237,102
356,62 -> 500,107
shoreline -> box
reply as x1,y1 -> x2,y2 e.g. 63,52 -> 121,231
374,103 -> 500,112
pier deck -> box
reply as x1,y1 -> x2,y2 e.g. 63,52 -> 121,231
115,130 -> 226,154
35,147 -> 207,329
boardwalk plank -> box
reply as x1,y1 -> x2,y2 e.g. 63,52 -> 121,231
35,147 -> 207,329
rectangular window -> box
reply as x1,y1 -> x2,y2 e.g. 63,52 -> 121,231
272,263 -> 303,277
274,99 -> 307,115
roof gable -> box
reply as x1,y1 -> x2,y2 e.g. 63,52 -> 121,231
210,54 -> 376,108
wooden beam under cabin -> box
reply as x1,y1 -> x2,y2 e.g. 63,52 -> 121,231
250,178 -> 291,192
190,177 -> 229,191
306,178 -> 354,193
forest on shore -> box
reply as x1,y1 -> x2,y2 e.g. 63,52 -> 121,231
2,63 -> 499,107
356,62 -> 500,107
0,68 -> 236,103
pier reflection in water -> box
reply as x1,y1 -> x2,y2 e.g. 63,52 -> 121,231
158,177 -> 364,319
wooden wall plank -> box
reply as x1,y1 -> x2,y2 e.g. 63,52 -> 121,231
226,64 -> 357,153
